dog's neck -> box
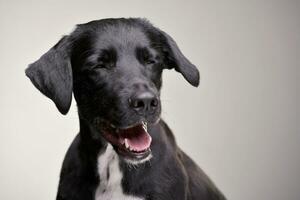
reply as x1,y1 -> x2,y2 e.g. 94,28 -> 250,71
78,118 -> 108,156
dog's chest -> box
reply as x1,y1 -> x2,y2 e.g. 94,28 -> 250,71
95,144 -> 143,200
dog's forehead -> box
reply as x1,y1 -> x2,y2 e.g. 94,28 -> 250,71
94,25 -> 150,50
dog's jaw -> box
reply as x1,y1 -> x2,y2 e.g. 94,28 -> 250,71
123,153 -> 153,166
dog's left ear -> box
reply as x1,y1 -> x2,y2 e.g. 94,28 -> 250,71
161,31 -> 200,87
25,36 -> 73,115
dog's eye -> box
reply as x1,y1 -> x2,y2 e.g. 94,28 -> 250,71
91,62 -> 106,70
92,59 -> 116,70
136,47 -> 157,65
145,59 -> 156,65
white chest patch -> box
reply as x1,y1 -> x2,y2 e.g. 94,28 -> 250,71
95,144 -> 144,200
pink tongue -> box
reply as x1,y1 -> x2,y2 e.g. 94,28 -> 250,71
120,125 -> 152,152
126,132 -> 151,152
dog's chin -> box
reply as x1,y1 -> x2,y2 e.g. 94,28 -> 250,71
98,120 -> 157,164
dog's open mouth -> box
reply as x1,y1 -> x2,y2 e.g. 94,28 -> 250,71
101,121 -> 152,160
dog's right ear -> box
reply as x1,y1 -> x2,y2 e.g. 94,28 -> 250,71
159,30 -> 200,87
25,36 -> 73,115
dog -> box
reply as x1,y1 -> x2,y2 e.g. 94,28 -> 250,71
26,18 -> 226,200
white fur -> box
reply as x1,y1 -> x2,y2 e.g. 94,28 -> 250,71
95,144 -> 144,200
124,154 -> 153,166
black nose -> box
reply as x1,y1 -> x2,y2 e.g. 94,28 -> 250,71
129,92 -> 159,115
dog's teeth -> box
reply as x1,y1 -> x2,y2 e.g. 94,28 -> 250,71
125,139 -> 129,149
128,144 -> 133,151
142,121 -> 148,131
143,125 -> 147,131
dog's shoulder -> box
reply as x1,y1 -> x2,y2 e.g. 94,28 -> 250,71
158,120 -> 226,200
177,150 -> 226,200
57,134 -> 100,200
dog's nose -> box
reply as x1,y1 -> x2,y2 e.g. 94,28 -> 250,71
129,92 -> 159,115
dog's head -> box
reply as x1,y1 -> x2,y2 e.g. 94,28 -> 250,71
26,18 -> 199,163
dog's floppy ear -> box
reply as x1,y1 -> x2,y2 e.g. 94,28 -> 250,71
161,31 -> 200,87
25,36 -> 73,115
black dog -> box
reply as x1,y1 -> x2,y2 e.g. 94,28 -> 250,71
26,18 -> 226,200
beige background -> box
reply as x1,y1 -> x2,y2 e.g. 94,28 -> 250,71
0,0 -> 299,199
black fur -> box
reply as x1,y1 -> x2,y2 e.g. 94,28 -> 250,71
26,18 -> 225,200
